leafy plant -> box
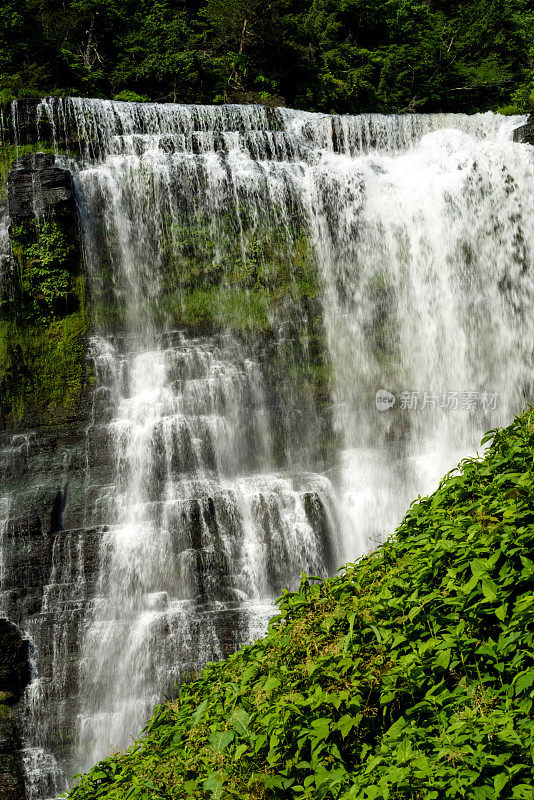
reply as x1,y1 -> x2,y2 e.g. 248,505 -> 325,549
7,214 -> 82,323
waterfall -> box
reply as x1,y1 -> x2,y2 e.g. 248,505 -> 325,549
1,98 -> 533,796
306,121 -> 534,555
75,332 -> 336,771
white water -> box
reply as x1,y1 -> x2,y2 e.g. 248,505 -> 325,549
3,99 -> 533,792
0,203 -> 13,296
75,334 -> 336,770
307,123 -> 534,556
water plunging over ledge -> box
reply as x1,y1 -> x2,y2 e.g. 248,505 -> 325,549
0,100 -> 533,796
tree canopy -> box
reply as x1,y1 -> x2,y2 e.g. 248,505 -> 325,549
1,0 -> 533,113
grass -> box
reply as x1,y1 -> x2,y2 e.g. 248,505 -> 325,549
64,409 -> 534,799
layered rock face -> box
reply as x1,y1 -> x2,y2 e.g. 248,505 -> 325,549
7,154 -> 75,223
1,145 -> 94,796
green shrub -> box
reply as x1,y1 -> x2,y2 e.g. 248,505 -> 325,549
113,91 -> 150,103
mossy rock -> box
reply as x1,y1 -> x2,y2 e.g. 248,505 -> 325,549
0,311 -> 90,428
0,693 -> 17,707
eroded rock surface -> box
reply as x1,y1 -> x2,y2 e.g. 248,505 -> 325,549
7,153 -> 75,223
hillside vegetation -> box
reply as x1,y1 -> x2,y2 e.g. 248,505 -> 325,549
64,409 -> 534,800
1,0 -> 534,114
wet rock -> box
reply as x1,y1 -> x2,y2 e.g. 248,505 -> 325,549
7,153 -> 75,222
0,619 -> 31,800
513,114 -> 534,145
0,619 -> 31,701
0,736 -> 25,800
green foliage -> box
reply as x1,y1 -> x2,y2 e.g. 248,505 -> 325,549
64,409 -> 534,799
9,216 -> 79,321
0,0 -> 533,112
112,90 -> 150,103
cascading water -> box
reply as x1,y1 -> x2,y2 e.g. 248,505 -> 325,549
36,98 -> 343,779
0,98 -> 532,797
306,119 -> 534,556
76,332 -> 336,772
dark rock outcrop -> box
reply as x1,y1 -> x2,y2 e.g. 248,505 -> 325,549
513,113 -> 534,145
0,619 -> 31,701
7,154 -> 75,223
0,620 -> 31,800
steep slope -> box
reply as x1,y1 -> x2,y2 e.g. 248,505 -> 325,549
64,409 -> 534,800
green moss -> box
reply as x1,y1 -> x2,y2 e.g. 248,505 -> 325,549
157,286 -> 269,332
0,311 -> 89,426
153,221 -> 321,332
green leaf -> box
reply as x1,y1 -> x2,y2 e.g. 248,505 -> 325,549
311,718 -> 330,740
192,698 -> 208,725
481,577 -> 498,602
230,706 -> 250,734
263,676 -> 281,693
203,772 -> 225,798
471,559 -> 489,578
337,714 -> 357,739
234,744 -> 247,761
515,670 -> 534,695
512,784 -> 534,799
209,730 -> 234,752
384,716 -> 407,739
435,649 -> 451,670
494,773 -> 509,795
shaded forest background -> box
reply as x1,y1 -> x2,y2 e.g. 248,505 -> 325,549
1,0 -> 534,114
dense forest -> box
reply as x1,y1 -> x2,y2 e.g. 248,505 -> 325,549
1,0 -> 534,113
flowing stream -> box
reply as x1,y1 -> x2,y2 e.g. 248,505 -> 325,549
0,100 -> 533,796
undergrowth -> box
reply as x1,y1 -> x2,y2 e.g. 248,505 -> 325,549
65,409 -> 534,799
